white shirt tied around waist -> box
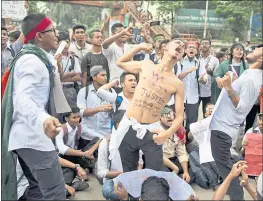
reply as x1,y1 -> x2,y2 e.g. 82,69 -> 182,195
109,113 -> 161,160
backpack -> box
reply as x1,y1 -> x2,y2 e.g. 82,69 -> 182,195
61,124 -> 82,150
189,149 -> 222,190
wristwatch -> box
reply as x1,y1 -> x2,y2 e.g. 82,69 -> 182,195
74,164 -> 80,170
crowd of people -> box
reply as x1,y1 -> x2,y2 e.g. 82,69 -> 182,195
1,13 -> 263,201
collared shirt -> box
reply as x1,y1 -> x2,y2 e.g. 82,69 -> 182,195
181,57 -> 199,104
163,130 -> 188,163
210,69 -> 263,139
199,55 -> 219,97
1,39 -> 23,76
102,42 -> 132,82
69,42 -> 92,64
77,84 -> 114,140
56,122 -> 80,155
8,50 -> 54,151
117,92 -> 130,110
61,54 -> 81,85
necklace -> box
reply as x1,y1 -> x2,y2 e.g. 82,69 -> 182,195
91,52 -> 104,66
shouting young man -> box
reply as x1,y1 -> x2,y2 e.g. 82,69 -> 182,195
109,40 -> 185,172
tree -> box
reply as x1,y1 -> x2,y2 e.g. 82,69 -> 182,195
153,1 -> 184,34
40,1 -> 103,34
212,0 -> 263,41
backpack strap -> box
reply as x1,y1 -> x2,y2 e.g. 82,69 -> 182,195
85,84 -> 90,100
75,124 -> 82,149
9,46 -> 15,58
69,55 -> 75,72
62,124 -> 69,145
195,59 -> 200,95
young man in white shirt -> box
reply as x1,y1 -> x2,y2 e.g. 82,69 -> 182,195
58,31 -> 81,108
198,38 -> 219,117
96,72 -> 138,112
177,41 -> 200,137
210,45 -> 263,200
77,66 -> 114,156
69,24 -> 92,64
102,23 -> 133,82
6,14 -> 65,199
56,107 -> 99,169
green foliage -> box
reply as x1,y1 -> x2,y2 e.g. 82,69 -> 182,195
212,0 -> 263,40
37,1 -> 103,32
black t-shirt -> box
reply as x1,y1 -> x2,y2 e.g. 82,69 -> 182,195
81,52 -> 110,82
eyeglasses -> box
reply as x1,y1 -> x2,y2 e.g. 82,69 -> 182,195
161,112 -> 174,118
39,28 -> 56,35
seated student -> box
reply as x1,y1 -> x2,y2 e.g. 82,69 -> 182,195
212,161 -> 257,201
241,112 -> 262,157
188,102 -> 215,145
161,107 -> 191,183
97,110 -> 144,201
113,169 -> 197,201
56,107 -> 99,169
17,157 -> 89,200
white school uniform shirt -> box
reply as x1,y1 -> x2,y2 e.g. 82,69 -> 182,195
61,55 -> 81,85
210,69 -> 263,139
181,57 -> 199,104
9,50 -> 55,151
102,42 -> 131,82
199,55 -> 219,97
56,122 -> 80,155
77,84 -> 116,140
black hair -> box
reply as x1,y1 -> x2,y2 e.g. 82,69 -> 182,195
220,47 -> 228,53
111,23 -> 124,33
73,24 -> 86,33
89,29 -> 101,39
1,26 -> 7,32
216,51 -> 225,60
141,176 -> 170,200
120,72 -> 137,84
159,39 -> 170,50
58,31 -> 69,42
200,38 -> 211,45
21,13 -> 47,44
64,107 -> 80,118
229,43 -> 246,68
112,110 -> 126,129
9,30 -> 21,40
205,102 -> 214,111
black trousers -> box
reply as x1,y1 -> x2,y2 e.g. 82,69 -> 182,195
78,137 -> 99,158
245,104 -> 260,132
185,102 -> 199,138
199,96 -> 211,118
15,149 -> 66,200
211,130 -> 244,200
119,126 -> 166,172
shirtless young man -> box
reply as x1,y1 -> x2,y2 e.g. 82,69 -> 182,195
109,40 -> 185,172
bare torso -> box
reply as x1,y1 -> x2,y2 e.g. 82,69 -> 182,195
127,63 -> 181,123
